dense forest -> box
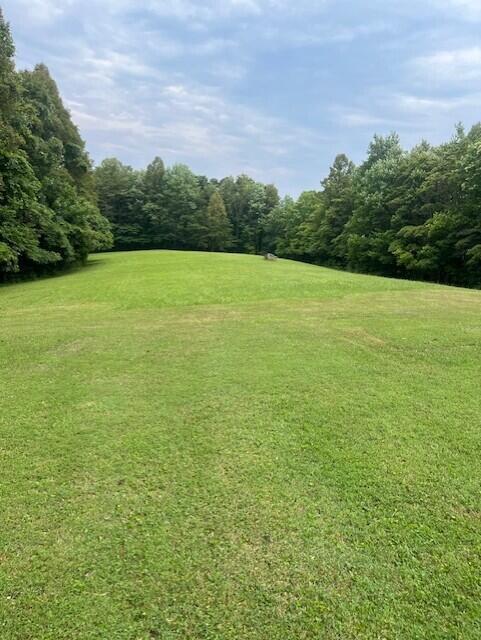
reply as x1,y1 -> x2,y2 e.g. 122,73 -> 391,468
94,158 -> 280,255
95,127 -> 481,287
269,130 -> 481,287
0,10 -> 112,280
1,8 -> 480,287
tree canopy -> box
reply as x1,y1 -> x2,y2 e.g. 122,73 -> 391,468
94,161 -> 280,256
257,131 -> 480,287
0,10 -> 111,280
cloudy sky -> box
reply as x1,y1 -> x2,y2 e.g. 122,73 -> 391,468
4,0 -> 481,194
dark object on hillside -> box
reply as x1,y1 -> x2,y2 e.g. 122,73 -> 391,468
264,253 -> 278,261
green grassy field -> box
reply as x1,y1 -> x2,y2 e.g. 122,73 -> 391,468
1,250 -> 480,639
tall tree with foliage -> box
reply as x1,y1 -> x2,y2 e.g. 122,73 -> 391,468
272,128 -> 480,287
154,164 -> 207,249
0,9 -> 44,273
340,133 -> 404,275
205,191 -> 232,251
307,154 -> 355,265
0,9 -> 111,279
20,64 -> 112,262
95,158 -> 145,249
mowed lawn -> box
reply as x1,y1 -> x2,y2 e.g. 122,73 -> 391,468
1,251 -> 480,640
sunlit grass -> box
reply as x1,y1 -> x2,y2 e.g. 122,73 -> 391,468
1,251 -> 480,639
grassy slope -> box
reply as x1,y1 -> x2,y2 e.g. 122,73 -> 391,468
1,251 -> 480,640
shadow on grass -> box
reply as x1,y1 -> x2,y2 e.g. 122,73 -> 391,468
0,257 -> 107,290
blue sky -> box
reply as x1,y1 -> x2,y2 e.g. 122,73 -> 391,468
4,0 -> 481,195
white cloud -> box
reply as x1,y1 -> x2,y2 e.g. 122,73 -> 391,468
434,0 -> 481,21
341,113 -> 392,127
413,46 -> 481,85
65,71 -> 320,188
393,91 -> 481,114
84,49 -> 162,79
22,0 -> 66,20
142,0 -> 329,21
9,0 -> 330,27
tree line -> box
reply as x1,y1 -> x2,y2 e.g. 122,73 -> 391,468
0,10 -> 112,280
94,158 -> 280,255
265,130 -> 481,287
95,128 -> 481,287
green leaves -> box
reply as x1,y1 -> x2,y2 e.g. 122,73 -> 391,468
94,158 -> 280,257
206,191 -> 232,251
0,13 -> 111,280
275,129 -> 481,287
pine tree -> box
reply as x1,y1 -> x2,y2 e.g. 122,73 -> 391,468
143,156 -> 165,197
205,191 -> 232,251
